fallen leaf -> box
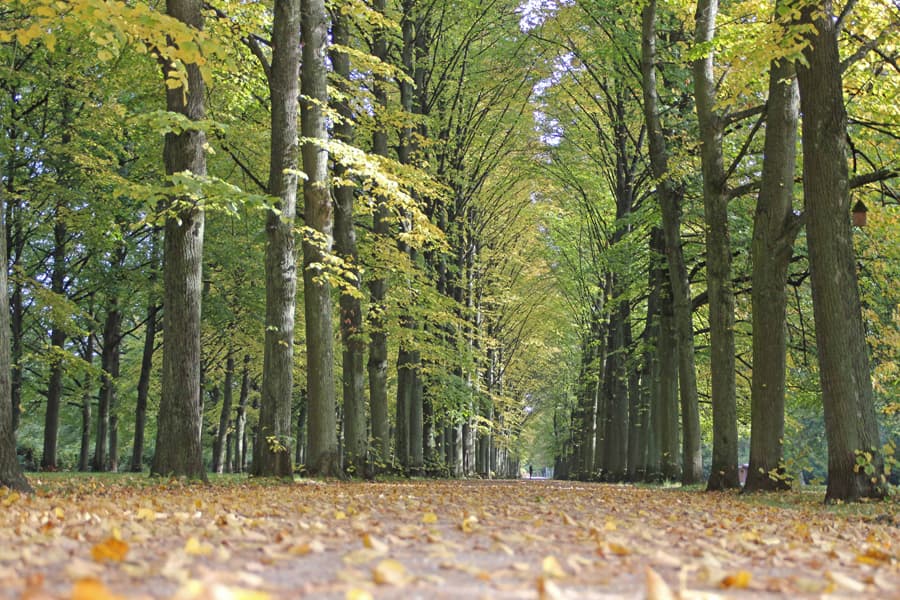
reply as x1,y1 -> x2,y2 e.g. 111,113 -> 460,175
345,589 -> 374,600
542,555 -> 566,579
71,578 -> 123,600
460,515 -> 479,533
91,538 -> 129,563
183,537 -> 214,557
537,576 -> 564,600
422,512 -> 438,524
361,533 -> 388,553
372,559 -> 409,586
719,570 -> 752,589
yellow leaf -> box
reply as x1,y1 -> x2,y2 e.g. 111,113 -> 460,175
334,510 -> 347,520
346,589 -> 374,600
460,515 -> 479,533
372,559 -> 408,586
72,578 -> 123,600
608,542 -> 631,556
604,520 -> 617,531
136,508 -> 156,521
541,555 -> 566,579
33,5 -> 56,17
97,49 -> 114,62
361,534 -> 388,553
2,491 -> 20,506
184,537 -> 213,556
537,576 -> 564,600
720,570 -> 752,589
91,538 -> 129,563
422,512 -> 438,524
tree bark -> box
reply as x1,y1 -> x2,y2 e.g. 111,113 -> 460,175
640,0 -> 702,484
794,0 -> 885,502
301,0 -> 342,478
95,300 -> 122,471
0,183 -> 31,492
367,0 -> 391,471
150,0 -> 208,480
214,355 -> 235,474
79,335 -> 94,472
693,0 -> 739,491
233,354 -> 251,474
256,0 -> 301,479
42,219 -> 67,471
745,35 -> 801,492
331,9 -> 367,477
130,302 -> 159,472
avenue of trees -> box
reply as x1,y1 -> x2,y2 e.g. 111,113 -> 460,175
0,0 -> 897,503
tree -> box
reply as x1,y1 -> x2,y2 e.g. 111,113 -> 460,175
150,0 -> 208,480
0,184 -> 31,491
693,0 -> 739,491
794,0 -> 886,502
640,0 -> 702,483
745,3 -> 801,492
301,0 -> 341,477
331,5 -> 367,477
254,0 -> 302,479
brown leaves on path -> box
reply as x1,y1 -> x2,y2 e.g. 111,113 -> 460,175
1,478 -> 898,599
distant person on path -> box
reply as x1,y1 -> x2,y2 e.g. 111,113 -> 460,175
528,465 -> 533,479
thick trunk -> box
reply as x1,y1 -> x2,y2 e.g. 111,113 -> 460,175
643,231 -> 665,482
79,336 -> 94,472
0,185 -> 30,492
213,355 -> 235,474
330,8 -> 367,477
746,44 -> 800,492
294,389 -> 307,467
150,0 -> 207,480
256,0 -> 301,479
367,0 -> 391,470
603,304 -> 629,481
641,0 -> 701,484
301,0 -> 341,477
658,290 -> 681,481
131,302 -> 159,472
694,0 -> 739,492
795,0 -> 885,502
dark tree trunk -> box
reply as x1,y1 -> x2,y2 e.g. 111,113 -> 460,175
79,335 -> 94,472
658,286 -> 681,481
794,0 -> 885,502
641,0 -> 702,484
331,10 -> 367,477
294,389 -> 307,467
256,0 -> 301,479
214,355 -> 235,474
643,229 -> 666,482
233,355 -> 250,474
95,301 -> 122,472
0,185 -> 31,492
301,0 -> 341,477
150,0 -> 208,480
367,0 -> 391,470
131,302 -> 159,472
694,0 -> 739,491
42,218 -> 68,471
746,29 -> 801,492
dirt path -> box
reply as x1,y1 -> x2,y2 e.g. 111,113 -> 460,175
1,478 -> 897,599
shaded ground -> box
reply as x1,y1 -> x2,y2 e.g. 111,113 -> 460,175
1,477 -> 897,599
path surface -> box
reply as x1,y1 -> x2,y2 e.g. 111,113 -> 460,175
1,478 -> 897,599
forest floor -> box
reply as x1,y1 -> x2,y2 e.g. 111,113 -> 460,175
1,476 -> 898,600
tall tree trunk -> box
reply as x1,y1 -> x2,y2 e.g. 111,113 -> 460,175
256,0 -> 301,479
131,302 -> 159,472
301,0 -> 341,477
641,0 -> 702,484
79,335 -> 94,472
233,354 -> 250,474
294,389 -> 307,467
95,301 -> 122,471
658,286 -> 681,481
794,0 -> 885,502
214,355 -> 235,474
746,35 -> 801,492
0,185 -> 30,492
643,229 -> 666,482
151,0 -> 208,480
42,216 -> 67,470
331,10 -> 367,476
367,0 -> 391,470
694,0 -> 739,492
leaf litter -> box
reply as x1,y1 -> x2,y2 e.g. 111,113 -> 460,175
0,478 -> 897,599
